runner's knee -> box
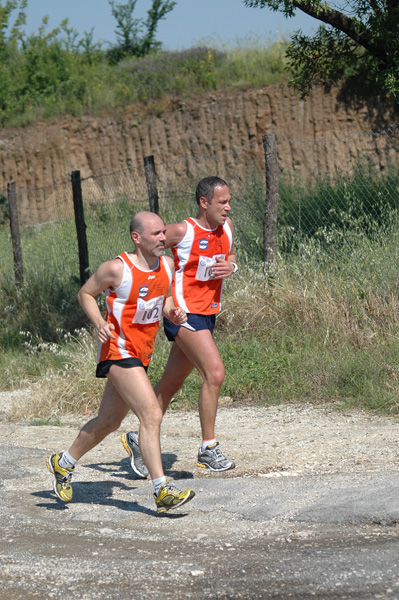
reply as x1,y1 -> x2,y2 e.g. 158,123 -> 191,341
95,414 -> 123,436
204,363 -> 225,388
139,404 -> 163,430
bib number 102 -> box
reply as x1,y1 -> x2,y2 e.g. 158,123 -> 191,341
133,295 -> 164,324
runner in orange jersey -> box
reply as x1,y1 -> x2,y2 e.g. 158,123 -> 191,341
123,177 -> 238,475
46,211 -> 195,514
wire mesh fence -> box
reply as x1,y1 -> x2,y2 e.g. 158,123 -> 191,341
1,124 -> 399,284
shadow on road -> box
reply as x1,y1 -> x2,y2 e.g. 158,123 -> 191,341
34,459 -> 193,519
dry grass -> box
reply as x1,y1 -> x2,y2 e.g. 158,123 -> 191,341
6,226 -> 399,418
219,261 -> 396,350
11,329 -> 104,421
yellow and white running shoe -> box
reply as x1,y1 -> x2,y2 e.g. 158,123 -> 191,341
46,453 -> 74,502
154,480 -> 195,514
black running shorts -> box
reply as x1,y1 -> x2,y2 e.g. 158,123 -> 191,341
96,357 -> 148,378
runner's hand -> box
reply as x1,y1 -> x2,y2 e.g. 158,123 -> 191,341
97,322 -> 116,342
168,307 -> 187,325
210,256 -> 234,279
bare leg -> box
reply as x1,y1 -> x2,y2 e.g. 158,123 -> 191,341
67,379 -> 130,460
155,329 -> 224,440
154,342 -> 194,414
69,366 -> 164,480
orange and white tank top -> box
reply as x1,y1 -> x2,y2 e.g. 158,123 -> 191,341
171,217 -> 233,315
97,252 -> 172,366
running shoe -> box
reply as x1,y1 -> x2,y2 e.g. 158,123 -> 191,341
197,442 -> 235,472
121,431 -> 149,479
46,453 -> 74,502
154,480 -> 195,514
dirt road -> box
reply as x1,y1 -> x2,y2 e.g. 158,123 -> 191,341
1,391 -> 398,599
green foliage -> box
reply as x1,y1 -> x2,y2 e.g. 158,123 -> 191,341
0,0 -> 27,49
244,0 -> 399,102
2,169 -> 399,416
111,46 -> 226,103
228,168 -> 266,263
278,165 -> 399,254
0,0 -> 397,127
0,0 -> 288,127
0,268 -> 85,349
218,35 -> 289,88
5,220 -> 399,416
0,2 -> 109,124
107,0 -> 176,63
286,27 -> 360,97
30,417 -> 62,426
0,37 -> 287,126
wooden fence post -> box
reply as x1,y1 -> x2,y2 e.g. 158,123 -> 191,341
262,133 -> 278,268
7,180 -> 24,284
71,170 -> 90,286
144,155 -> 159,214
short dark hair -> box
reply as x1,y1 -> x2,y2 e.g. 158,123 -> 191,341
195,176 -> 228,205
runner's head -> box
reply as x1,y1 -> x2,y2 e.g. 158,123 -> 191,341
130,211 -> 166,257
195,176 -> 228,206
195,177 -> 231,226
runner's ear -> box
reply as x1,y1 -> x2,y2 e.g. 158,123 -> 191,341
198,195 -> 208,210
131,230 -> 140,245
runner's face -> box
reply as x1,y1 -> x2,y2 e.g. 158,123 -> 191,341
205,185 -> 231,226
139,217 -> 166,257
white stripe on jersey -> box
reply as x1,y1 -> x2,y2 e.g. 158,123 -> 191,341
99,256 -> 131,361
161,255 -> 173,286
223,221 -> 233,250
219,222 -> 233,310
173,220 -> 195,313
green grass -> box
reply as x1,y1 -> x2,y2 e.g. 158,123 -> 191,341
30,417 -> 62,426
4,217 -> 399,419
3,167 -> 399,418
216,36 -> 289,89
278,164 -> 399,246
1,37 -> 288,128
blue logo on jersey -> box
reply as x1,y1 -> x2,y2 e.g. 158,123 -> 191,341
139,286 -> 149,298
199,238 -> 208,250
211,303 -> 218,308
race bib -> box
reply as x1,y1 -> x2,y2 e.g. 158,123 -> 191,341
195,254 -> 225,281
133,295 -> 164,324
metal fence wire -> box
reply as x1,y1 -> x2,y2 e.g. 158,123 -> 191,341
1,124 -> 399,281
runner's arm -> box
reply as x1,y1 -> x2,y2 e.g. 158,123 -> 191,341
78,259 -> 123,341
164,221 -> 187,248
211,217 -> 237,279
162,255 -> 187,324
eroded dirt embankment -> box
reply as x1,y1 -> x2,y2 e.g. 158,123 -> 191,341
0,84 -> 397,192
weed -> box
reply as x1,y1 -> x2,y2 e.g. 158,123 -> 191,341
3,170 -> 399,417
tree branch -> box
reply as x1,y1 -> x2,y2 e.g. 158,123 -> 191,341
365,0 -> 382,14
292,1 -> 390,64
